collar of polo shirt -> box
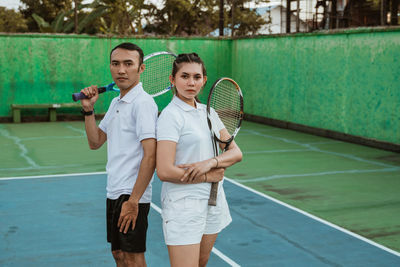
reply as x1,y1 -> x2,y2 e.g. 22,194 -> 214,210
171,95 -> 206,111
118,82 -> 143,103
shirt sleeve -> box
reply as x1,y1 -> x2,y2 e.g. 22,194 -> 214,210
209,108 -> 225,137
134,98 -> 158,141
98,99 -> 116,133
156,107 -> 182,143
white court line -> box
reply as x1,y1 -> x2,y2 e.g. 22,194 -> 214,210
211,248 -> 241,267
0,164 -> 87,172
0,128 -> 39,168
237,167 -> 400,183
64,124 -> 86,135
0,173 -> 241,266
21,136 -> 85,141
2,172 -> 398,258
150,202 -> 241,267
244,149 -> 309,154
305,141 -> 343,145
246,129 -> 397,168
225,177 -> 400,258
0,171 -> 107,180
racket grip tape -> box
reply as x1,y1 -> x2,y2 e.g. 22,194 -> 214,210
72,86 -> 107,102
208,182 -> 219,206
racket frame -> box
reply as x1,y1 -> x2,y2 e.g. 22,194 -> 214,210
206,77 -> 244,206
72,51 -> 177,101
142,51 -> 177,97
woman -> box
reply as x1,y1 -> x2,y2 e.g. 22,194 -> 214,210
156,53 -> 242,267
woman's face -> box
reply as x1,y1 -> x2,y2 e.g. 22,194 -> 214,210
170,62 -> 207,106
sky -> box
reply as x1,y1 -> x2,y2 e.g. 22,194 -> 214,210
1,0 -> 21,10
1,0 -> 316,16
0,0 -> 166,10
0,0 -> 289,10
0,0 -> 160,10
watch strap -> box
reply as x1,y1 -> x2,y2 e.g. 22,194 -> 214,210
81,109 -> 94,116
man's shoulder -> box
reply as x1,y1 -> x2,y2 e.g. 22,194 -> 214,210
137,88 -> 156,102
105,97 -> 119,111
131,90 -> 155,108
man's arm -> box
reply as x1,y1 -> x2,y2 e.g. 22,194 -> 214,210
84,114 -> 107,150
80,85 -> 107,150
118,138 -> 156,234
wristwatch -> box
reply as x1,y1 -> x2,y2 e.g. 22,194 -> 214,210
81,109 -> 94,116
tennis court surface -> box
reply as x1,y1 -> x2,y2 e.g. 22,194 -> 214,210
1,121 -> 399,266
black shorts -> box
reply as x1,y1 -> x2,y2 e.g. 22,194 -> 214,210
106,195 -> 150,252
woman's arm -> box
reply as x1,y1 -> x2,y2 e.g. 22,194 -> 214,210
179,128 -> 243,182
156,140 -> 225,184
214,128 -> 243,168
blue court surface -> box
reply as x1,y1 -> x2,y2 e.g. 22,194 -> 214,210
0,173 -> 399,266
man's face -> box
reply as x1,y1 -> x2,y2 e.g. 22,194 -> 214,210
110,48 -> 145,91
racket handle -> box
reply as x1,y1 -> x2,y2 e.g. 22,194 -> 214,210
208,182 -> 219,206
72,86 -> 107,102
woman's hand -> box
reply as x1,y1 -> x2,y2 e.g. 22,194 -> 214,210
177,158 -> 218,183
177,165 -> 225,184
206,168 -> 225,183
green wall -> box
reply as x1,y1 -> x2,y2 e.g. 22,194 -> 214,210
0,34 -> 231,114
0,28 -> 399,144
232,28 -> 400,145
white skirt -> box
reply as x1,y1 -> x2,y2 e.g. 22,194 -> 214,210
161,188 -> 232,245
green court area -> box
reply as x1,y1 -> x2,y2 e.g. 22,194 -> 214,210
1,120 -> 399,253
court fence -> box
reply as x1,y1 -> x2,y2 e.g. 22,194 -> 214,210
0,27 -> 399,149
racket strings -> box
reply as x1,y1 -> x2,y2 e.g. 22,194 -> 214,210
210,80 -> 242,136
141,55 -> 175,96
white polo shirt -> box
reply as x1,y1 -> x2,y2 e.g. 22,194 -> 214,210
157,96 -> 225,202
99,82 -> 158,201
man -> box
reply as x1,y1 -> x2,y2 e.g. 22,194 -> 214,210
80,42 -> 157,267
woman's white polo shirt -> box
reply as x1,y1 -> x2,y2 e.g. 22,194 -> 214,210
157,96 -> 227,200
157,96 -> 232,245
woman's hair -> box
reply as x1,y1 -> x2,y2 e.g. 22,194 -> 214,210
172,53 -> 207,78
171,53 -> 207,100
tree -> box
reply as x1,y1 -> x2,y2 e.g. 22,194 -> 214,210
19,0 -> 73,32
146,0 -> 219,36
31,2 -> 108,34
147,0 -> 268,36
0,7 -> 28,32
94,0 -> 157,35
15,0 -> 271,36
228,0 -> 269,36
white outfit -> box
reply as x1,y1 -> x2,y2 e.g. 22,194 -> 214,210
157,96 -> 232,245
99,82 -> 158,202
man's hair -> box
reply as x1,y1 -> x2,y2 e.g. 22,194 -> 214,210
110,42 -> 144,65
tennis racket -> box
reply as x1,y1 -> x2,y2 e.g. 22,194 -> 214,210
207,77 -> 244,206
72,51 -> 177,101
72,82 -> 117,101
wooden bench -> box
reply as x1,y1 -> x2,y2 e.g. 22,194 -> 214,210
11,103 -> 81,123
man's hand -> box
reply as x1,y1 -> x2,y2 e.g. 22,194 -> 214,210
118,200 -> 138,234
80,85 -> 99,111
